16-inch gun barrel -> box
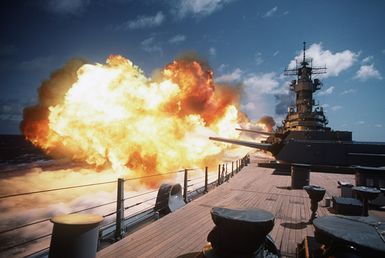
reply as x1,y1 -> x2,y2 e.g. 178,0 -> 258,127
209,137 -> 272,151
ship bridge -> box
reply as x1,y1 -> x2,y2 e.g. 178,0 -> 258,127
283,42 -> 328,131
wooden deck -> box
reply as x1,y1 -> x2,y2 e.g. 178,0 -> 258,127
97,157 -> 356,258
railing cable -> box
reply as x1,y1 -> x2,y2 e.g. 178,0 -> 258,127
0,180 -> 116,199
124,196 -> 157,211
123,189 -> 158,201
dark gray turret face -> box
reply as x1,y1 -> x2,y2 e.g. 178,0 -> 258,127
283,42 -> 328,131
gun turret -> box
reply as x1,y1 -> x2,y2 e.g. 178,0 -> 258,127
208,43 -> 385,168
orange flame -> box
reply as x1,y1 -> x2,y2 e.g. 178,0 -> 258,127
21,55 -> 245,183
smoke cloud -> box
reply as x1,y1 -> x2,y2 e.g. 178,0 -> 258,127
6,54 -> 251,257
20,58 -> 87,158
257,116 -> 276,132
0,164 -> 162,257
274,92 -> 295,115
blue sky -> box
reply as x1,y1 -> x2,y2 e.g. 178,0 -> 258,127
1,0 -> 384,141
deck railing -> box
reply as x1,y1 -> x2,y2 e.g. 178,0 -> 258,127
0,154 -> 250,257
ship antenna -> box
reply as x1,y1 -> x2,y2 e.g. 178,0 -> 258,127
302,41 -> 306,64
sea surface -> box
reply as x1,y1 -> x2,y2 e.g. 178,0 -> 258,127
0,134 -> 220,257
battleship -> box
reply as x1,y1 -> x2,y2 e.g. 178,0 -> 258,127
88,44 -> 385,257
210,42 -> 385,168
1,44 -> 385,258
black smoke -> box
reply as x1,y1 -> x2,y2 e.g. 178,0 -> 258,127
274,92 -> 295,115
257,116 -> 276,132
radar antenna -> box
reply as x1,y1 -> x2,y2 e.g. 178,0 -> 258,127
282,42 -> 329,132
284,42 -> 326,77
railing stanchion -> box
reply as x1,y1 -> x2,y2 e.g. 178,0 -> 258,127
217,164 -> 221,186
222,164 -> 225,183
204,166 -> 208,193
115,178 -> 125,240
183,169 -> 188,202
231,162 -> 234,177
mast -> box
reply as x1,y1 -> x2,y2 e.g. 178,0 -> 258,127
282,42 -> 328,131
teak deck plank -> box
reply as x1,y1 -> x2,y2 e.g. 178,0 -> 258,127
97,157 -> 355,258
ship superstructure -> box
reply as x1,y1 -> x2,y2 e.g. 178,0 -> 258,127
283,42 -> 328,132
269,42 -> 352,142
210,43 -> 385,167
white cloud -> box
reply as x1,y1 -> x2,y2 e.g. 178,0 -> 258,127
382,49 -> 385,55
322,103 -> 330,108
354,64 -> 382,81
44,0 -> 90,15
209,47 -> 216,56
340,89 -> 357,95
375,124 -> 383,128
218,64 -> 229,73
362,56 -> 373,64
244,72 -> 280,95
175,0 -> 233,18
216,68 -> 243,83
218,68 -> 290,118
241,102 -> 257,113
217,68 -> 282,95
288,43 -> 358,77
168,34 -> 186,44
273,51 -> 279,56
331,105 -> 342,111
263,6 -> 278,17
356,120 -> 365,125
318,86 -> 335,96
141,37 -> 162,55
283,10 -> 289,15
117,11 -> 165,30
255,52 -> 263,65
